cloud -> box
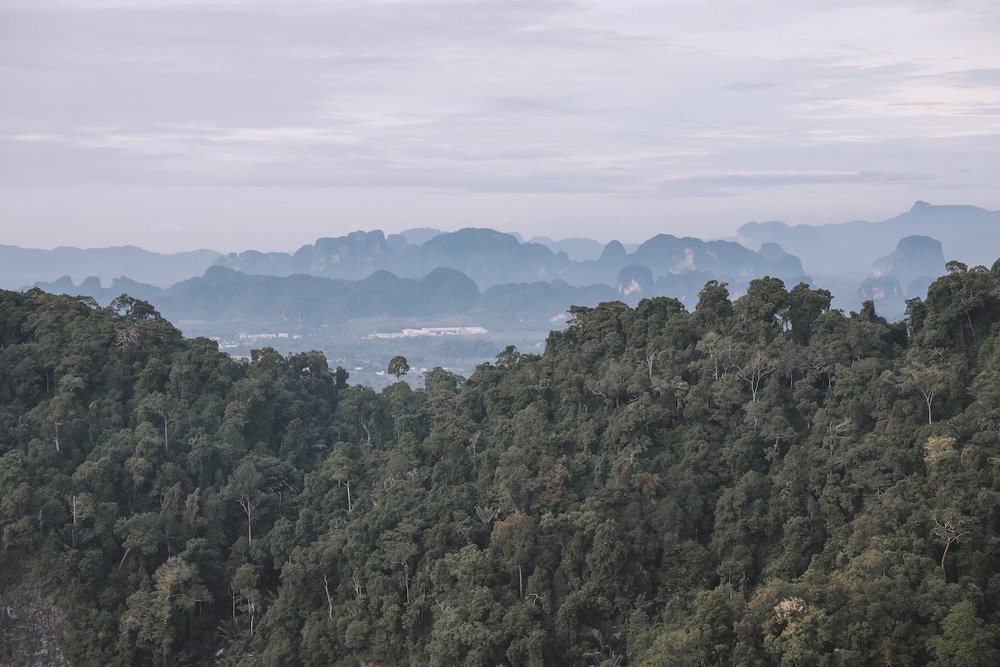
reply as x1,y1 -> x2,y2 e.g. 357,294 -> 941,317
656,170 -> 932,197
0,0 -> 998,250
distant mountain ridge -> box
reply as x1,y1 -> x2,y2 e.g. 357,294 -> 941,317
215,227 -> 806,290
10,202 -> 998,318
213,229 -> 570,286
24,226 -> 811,331
0,244 -> 220,290
856,235 -> 946,318
737,201 -> 1000,276
528,236 -> 606,261
872,235 -> 945,293
33,267 -> 621,329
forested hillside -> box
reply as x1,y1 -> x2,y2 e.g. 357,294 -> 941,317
3,261 -> 1000,665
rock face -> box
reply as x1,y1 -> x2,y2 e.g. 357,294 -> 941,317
418,228 -> 568,286
852,234 -> 946,319
872,235 -> 945,296
630,235 -> 781,279
858,276 -> 903,303
217,228 -> 572,288
616,265 -> 655,300
757,242 -> 807,278
214,228 -> 805,291
218,230 -> 391,281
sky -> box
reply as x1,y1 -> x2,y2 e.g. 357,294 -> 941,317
1,0 -> 998,253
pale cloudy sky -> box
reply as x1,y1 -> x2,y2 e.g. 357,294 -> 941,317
1,0 -> 998,252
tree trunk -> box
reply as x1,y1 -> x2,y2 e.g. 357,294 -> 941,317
941,538 -> 953,570
324,575 -> 334,620
69,495 -> 80,548
117,546 -> 131,570
239,500 -> 254,546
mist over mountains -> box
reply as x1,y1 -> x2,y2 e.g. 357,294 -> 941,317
737,201 -> 998,276
35,266 -> 619,330
211,227 -> 805,290
14,202 -> 1000,333
858,235 -> 944,306
0,244 -> 220,290
29,230 -> 806,331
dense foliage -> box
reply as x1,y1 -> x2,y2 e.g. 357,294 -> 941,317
3,261 -> 1000,665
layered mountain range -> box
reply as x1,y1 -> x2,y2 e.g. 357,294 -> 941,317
35,266 -> 619,329
737,201 -> 998,276
0,244 -> 220,289
211,227 -> 806,290
12,202 -> 1000,325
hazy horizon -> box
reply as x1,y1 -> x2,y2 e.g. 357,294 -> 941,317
1,198 -> 998,256
2,0 -> 999,253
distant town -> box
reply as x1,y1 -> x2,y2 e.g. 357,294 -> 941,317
362,326 -> 488,340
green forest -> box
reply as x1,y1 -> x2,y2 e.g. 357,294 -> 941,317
3,261 -> 1000,666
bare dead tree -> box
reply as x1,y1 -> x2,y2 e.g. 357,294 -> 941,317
67,494 -> 88,548
323,575 -> 334,620
734,350 -> 778,403
114,327 -> 140,352
52,419 -> 63,452
933,516 -> 970,571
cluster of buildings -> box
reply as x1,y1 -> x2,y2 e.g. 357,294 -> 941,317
362,326 -> 487,340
